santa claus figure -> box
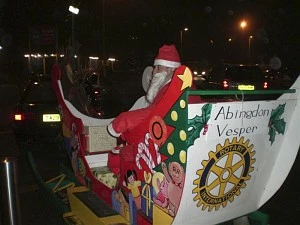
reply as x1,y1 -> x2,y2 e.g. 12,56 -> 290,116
107,44 -> 181,142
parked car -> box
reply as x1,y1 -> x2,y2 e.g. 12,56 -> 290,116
264,67 -> 297,90
203,64 -> 268,90
81,71 -> 108,113
79,69 -> 144,118
201,64 -> 270,100
11,75 -> 62,145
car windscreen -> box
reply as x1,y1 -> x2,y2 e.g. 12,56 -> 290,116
225,66 -> 265,81
24,82 -> 57,103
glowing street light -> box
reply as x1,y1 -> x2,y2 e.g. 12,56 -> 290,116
108,58 -> 116,62
240,20 -> 247,30
180,27 -> 189,59
69,5 -> 79,14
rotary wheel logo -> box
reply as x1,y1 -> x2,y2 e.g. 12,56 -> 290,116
192,137 -> 256,211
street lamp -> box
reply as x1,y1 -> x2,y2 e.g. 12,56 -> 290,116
239,19 -> 249,57
69,5 -> 79,73
108,58 -> 116,71
102,0 -> 107,77
227,38 -> 232,59
89,56 -> 99,69
102,0 -> 106,60
248,36 -> 253,57
180,27 -> 188,59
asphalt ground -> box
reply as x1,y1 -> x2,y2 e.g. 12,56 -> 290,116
0,128 -> 67,225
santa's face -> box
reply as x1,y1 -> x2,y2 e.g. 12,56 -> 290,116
153,65 -> 168,74
146,65 -> 174,103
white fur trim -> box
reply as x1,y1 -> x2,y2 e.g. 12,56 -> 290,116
107,123 -> 121,138
154,59 -> 181,68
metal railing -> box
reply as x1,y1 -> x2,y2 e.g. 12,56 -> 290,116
189,89 -> 296,96
0,157 -> 21,225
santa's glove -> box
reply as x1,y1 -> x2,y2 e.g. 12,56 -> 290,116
111,144 -> 124,154
107,123 -> 121,138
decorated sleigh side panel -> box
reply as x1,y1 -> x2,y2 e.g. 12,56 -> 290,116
156,67 -> 300,225
119,66 -> 300,225
52,63 -> 300,225
174,96 -> 299,224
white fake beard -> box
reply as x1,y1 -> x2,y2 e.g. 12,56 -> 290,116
146,71 -> 171,103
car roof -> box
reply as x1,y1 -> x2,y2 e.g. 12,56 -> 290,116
221,63 -> 261,68
208,63 -> 265,81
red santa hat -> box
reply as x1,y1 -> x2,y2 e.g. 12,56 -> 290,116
154,44 -> 181,68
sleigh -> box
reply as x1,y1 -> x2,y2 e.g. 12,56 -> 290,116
51,63 -> 300,225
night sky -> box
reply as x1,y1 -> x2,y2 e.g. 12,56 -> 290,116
1,0 -> 300,68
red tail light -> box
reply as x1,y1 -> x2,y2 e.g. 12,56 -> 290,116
223,80 -> 229,89
14,114 -> 24,121
94,88 -> 102,96
14,112 -> 34,121
263,81 -> 268,89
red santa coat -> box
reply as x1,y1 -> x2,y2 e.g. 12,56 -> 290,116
107,82 -> 200,143
108,84 -> 168,140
